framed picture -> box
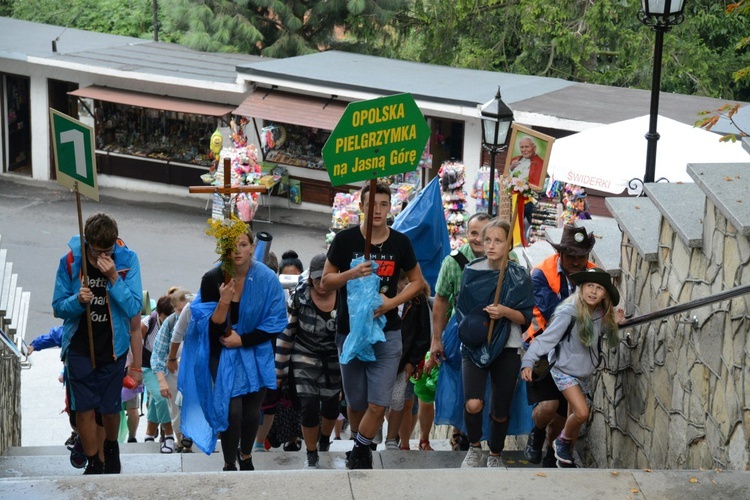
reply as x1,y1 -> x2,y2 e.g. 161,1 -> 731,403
504,124 -> 555,191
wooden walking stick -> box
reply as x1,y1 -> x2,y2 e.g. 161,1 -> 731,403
74,182 -> 96,369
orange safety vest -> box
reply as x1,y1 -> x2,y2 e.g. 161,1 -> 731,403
523,255 -> 595,344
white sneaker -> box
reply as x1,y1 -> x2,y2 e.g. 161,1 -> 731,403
461,446 -> 483,468
385,439 -> 399,450
487,454 -> 504,467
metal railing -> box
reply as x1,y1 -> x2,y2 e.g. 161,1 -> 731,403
619,283 -> 750,329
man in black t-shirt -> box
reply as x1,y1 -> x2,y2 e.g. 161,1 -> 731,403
322,182 -> 426,469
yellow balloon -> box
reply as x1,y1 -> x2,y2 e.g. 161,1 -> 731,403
210,129 -> 223,155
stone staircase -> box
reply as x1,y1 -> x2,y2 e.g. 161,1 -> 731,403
0,234 -> 31,457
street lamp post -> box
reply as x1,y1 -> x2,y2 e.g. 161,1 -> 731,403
639,0 -> 687,183
480,87 -> 514,217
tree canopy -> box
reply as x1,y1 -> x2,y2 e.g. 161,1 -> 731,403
6,0 -> 750,100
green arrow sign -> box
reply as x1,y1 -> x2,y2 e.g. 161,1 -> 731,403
322,93 -> 431,186
50,109 -> 99,201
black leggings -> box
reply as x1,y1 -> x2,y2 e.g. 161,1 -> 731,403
220,389 -> 266,465
298,395 -> 340,428
462,349 -> 521,454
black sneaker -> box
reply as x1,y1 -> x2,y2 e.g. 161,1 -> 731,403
542,446 -> 557,468
222,463 -> 238,471
451,432 -> 470,451
283,440 -> 302,452
237,449 -> 254,471
318,435 -> 331,452
524,427 -> 546,464
556,458 -> 577,468
304,450 -> 320,469
83,455 -> 104,475
67,435 -> 86,469
65,431 -> 77,447
345,445 -> 373,470
103,439 -> 121,474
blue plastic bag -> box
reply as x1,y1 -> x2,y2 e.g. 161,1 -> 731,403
340,256 -> 386,364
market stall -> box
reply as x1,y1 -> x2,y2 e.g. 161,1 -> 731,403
69,86 -> 235,187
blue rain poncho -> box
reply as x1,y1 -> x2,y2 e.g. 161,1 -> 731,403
178,263 -> 287,455
339,256 -> 386,364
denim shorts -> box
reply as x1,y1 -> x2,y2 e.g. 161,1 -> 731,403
66,351 -> 127,414
550,367 -> 592,395
337,330 -> 402,411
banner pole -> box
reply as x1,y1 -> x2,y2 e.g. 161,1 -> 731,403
75,182 -> 96,369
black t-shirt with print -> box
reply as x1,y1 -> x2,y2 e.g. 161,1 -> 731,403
70,263 -> 115,363
326,225 -> 418,335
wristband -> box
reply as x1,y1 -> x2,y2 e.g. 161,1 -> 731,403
130,366 -> 142,372
168,358 -> 177,361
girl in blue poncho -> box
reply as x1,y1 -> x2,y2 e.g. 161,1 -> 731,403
456,219 -> 535,468
180,227 -> 287,471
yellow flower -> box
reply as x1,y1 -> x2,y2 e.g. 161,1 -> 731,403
205,215 -> 249,276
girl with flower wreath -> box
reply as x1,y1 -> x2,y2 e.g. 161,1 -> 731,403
178,216 -> 287,471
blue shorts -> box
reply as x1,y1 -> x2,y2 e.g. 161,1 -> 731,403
66,352 -> 127,414
337,330 -> 402,411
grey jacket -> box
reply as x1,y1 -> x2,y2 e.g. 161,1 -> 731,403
520,301 -> 602,379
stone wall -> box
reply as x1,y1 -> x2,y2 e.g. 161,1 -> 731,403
0,341 -> 21,455
585,198 -> 750,470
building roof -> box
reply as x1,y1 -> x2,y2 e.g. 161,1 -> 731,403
238,50 -> 750,133
237,50 -> 575,109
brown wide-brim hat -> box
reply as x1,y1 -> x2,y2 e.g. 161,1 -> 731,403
570,267 -> 620,306
551,225 -> 595,257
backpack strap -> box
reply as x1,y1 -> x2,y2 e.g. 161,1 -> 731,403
549,318 -> 576,371
450,249 -> 470,270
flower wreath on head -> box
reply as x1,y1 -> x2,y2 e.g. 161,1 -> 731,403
205,215 -> 249,276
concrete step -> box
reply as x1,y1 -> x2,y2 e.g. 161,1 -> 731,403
0,442 -> 538,478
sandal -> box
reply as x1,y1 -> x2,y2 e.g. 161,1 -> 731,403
419,439 -> 434,451
161,435 -> 175,454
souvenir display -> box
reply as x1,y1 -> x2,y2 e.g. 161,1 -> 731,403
94,101 -> 217,166
261,122 -> 329,170
438,161 -> 469,250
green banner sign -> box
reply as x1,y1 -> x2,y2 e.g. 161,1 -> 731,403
322,93 -> 431,186
50,109 -> 99,201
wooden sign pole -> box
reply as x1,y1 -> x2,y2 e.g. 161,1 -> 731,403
486,183 -> 519,345
363,179 -> 377,260
74,182 -> 96,368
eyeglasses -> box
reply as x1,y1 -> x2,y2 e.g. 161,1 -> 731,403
87,243 -> 115,257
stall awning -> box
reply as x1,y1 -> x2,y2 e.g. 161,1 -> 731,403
69,86 -> 235,117
234,90 -> 348,130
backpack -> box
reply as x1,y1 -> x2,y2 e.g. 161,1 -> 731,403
530,318 -> 575,381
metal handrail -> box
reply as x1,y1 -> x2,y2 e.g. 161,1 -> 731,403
619,283 -> 750,329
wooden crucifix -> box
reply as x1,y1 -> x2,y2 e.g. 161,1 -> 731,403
189,157 -> 268,219
189,157 -> 268,336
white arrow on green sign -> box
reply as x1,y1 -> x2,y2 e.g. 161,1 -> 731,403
50,109 -> 99,201
322,93 -> 431,186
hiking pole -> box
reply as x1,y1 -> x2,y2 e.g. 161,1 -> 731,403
487,181 -> 518,345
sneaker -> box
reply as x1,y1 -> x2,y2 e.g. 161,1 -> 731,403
222,463 -> 238,471
556,459 -> 576,468
283,440 -> 302,452
487,454 -> 504,468
345,445 -> 373,470
237,449 -> 254,471
385,439 -> 399,450
553,436 -> 574,465
127,437 -> 137,443
67,436 -> 86,469
451,432 -> 470,451
83,456 -> 104,475
253,441 -> 267,453
103,439 -> 121,474
461,446 -> 483,468
304,451 -> 320,469
318,435 -> 331,452
65,432 -> 77,447
542,446 -> 557,468
524,427 -> 545,464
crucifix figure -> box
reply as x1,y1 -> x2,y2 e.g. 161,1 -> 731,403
189,157 -> 267,220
